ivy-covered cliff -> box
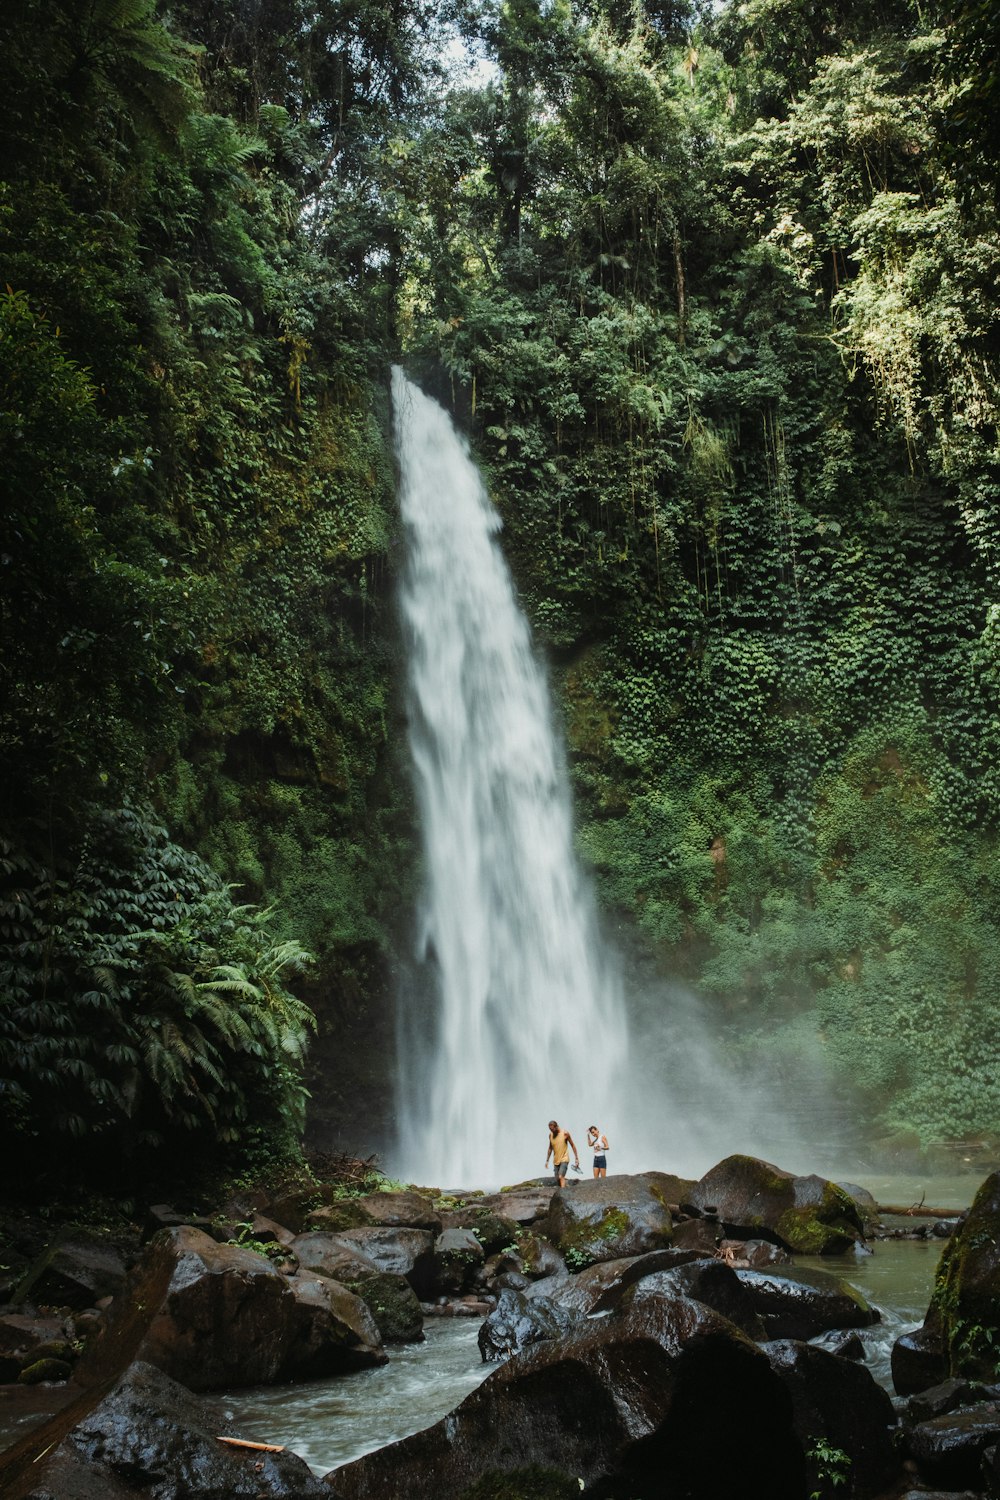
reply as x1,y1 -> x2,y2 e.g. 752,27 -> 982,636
2,0 -> 998,1190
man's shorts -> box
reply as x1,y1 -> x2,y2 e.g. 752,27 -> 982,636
554,1160 -> 568,1180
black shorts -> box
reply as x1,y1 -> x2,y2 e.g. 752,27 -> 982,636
593,1156 -> 607,1169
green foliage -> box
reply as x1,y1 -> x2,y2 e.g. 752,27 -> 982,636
0,805 -> 313,1180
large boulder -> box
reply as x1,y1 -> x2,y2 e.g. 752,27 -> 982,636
731,1265 -> 880,1341
0,1311 -> 75,1382
540,1173 -> 675,1268
764,1340 -> 900,1498
322,1227 -> 436,1296
431,1228 -> 486,1294
75,1226 -> 385,1391
922,1169 -> 1000,1382
353,1190 -> 444,1234
525,1248 -> 710,1318
628,1261 -> 767,1340
326,1294 -> 808,1500
907,1403 -> 1000,1490
290,1232 -> 379,1283
688,1156 -> 866,1254
13,1235 -> 128,1311
347,1271 -> 424,1343
0,1360 -> 326,1499
892,1326 -> 948,1396
478,1288 -> 579,1362
475,1188 -> 556,1225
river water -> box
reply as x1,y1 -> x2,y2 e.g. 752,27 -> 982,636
221,1193 -> 969,1480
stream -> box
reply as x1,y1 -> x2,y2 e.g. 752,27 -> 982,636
221,1224 -> 958,1479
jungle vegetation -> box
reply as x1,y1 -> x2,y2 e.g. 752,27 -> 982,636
1,0 -> 998,1188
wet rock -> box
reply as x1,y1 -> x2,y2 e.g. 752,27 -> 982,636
764,1339 -> 900,1498
524,1247 -> 708,1318
922,1169 -> 1000,1382
326,1227 -> 436,1297
907,1403 -> 1000,1489
540,1172 -> 674,1268
7,1360 -> 327,1498
478,1288 -> 579,1361
628,1260 -> 767,1340
689,1155 -> 866,1254
325,1294 -> 808,1500
717,1238 -> 792,1269
892,1326 -> 949,1396
671,1218 -> 722,1254
75,1226 -> 385,1391
354,1190 -> 444,1234
347,1271 -> 424,1343
932,1218 -> 959,1238
13,1235 -> 128,1312
731,1265 -> 879,1341
904,1376 -> 1000,1424
813,1329 -> 867,1361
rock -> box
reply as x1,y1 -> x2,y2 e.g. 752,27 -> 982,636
5,1360 -> 327,1498
440,1209 -> 522,1259
730,1266 -> 879,1341
74,1225 -> 385,1391
932,1218 -> 959,1238
477,1288 -> 579,1362
813,1330 -> 867,1361
671,1218 -> 722,1254
0,1312 -> 73,1382
922,1169 -> 1000,1382
837,1182 -> 882,1234
250,1214 -> 298,1249
290,1231 -> 379,1282
525,1248 -> 710,1318
628,1260 -> 767,1340
348,1272 -> 425,1343
764,1339 -> 900,1498
689,1155 -> 866,1254
354,1190 -> 444,1233
892,1325 -> 949,1397
737,1239 -> 793,1268
18,1356 -> 73,1384
431,1228 -> 486,1294
324,1294 -> 808,1500
515,1233 -> 565,1280
474,1188 -> 556,1225
490,1270 -> 533,1294
324,1227 -> 436,1296
13,1235 -> 128,1311
142,1205 -> 215,1242
540,1172 -> 674,1268
908,1403 -> 1000,1489
303,1201 -> 377,1234
905,1377 -> 1000,1423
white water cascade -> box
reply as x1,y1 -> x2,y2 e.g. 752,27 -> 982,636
391,368 -> 629,1188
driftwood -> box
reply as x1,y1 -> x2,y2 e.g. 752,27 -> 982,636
876,1203 -> 962,1218
216,1436 -> 285,1453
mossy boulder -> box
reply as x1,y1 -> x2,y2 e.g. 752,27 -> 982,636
431,1228 -> 486,1294
349,1271 -> 425,1343
12,1233 -> 128,1311
303,1201 -> 378,1234
354,1190 -> 444,1235
924,1169 -> 1000,1383
541,1173 -> 674,1269
689,1155 -> 866,1254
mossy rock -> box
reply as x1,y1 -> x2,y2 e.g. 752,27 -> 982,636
347,1272 -> 424,1343
927,1169 -> 1000,1381
303,1201 -> 376,1234
458,1466 -> 580,1499
19,1356 -> 73,1384
469,1211 -> 522,1257
690,1156 -> 865,1255
543,1175 -> 674,1269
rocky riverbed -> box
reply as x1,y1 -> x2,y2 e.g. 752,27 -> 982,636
1,1153 -> 998,1499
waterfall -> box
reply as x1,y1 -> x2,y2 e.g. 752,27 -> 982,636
391,368 -> 629,1188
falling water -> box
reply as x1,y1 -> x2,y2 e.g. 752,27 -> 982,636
391,368 -> 629,1187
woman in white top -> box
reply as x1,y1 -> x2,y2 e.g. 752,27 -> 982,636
587,1125 -> 609,1178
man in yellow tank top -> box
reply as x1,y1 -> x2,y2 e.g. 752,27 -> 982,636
545,1119 -> 580,1188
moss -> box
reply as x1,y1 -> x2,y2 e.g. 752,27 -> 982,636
458,1466 -> 580,1500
